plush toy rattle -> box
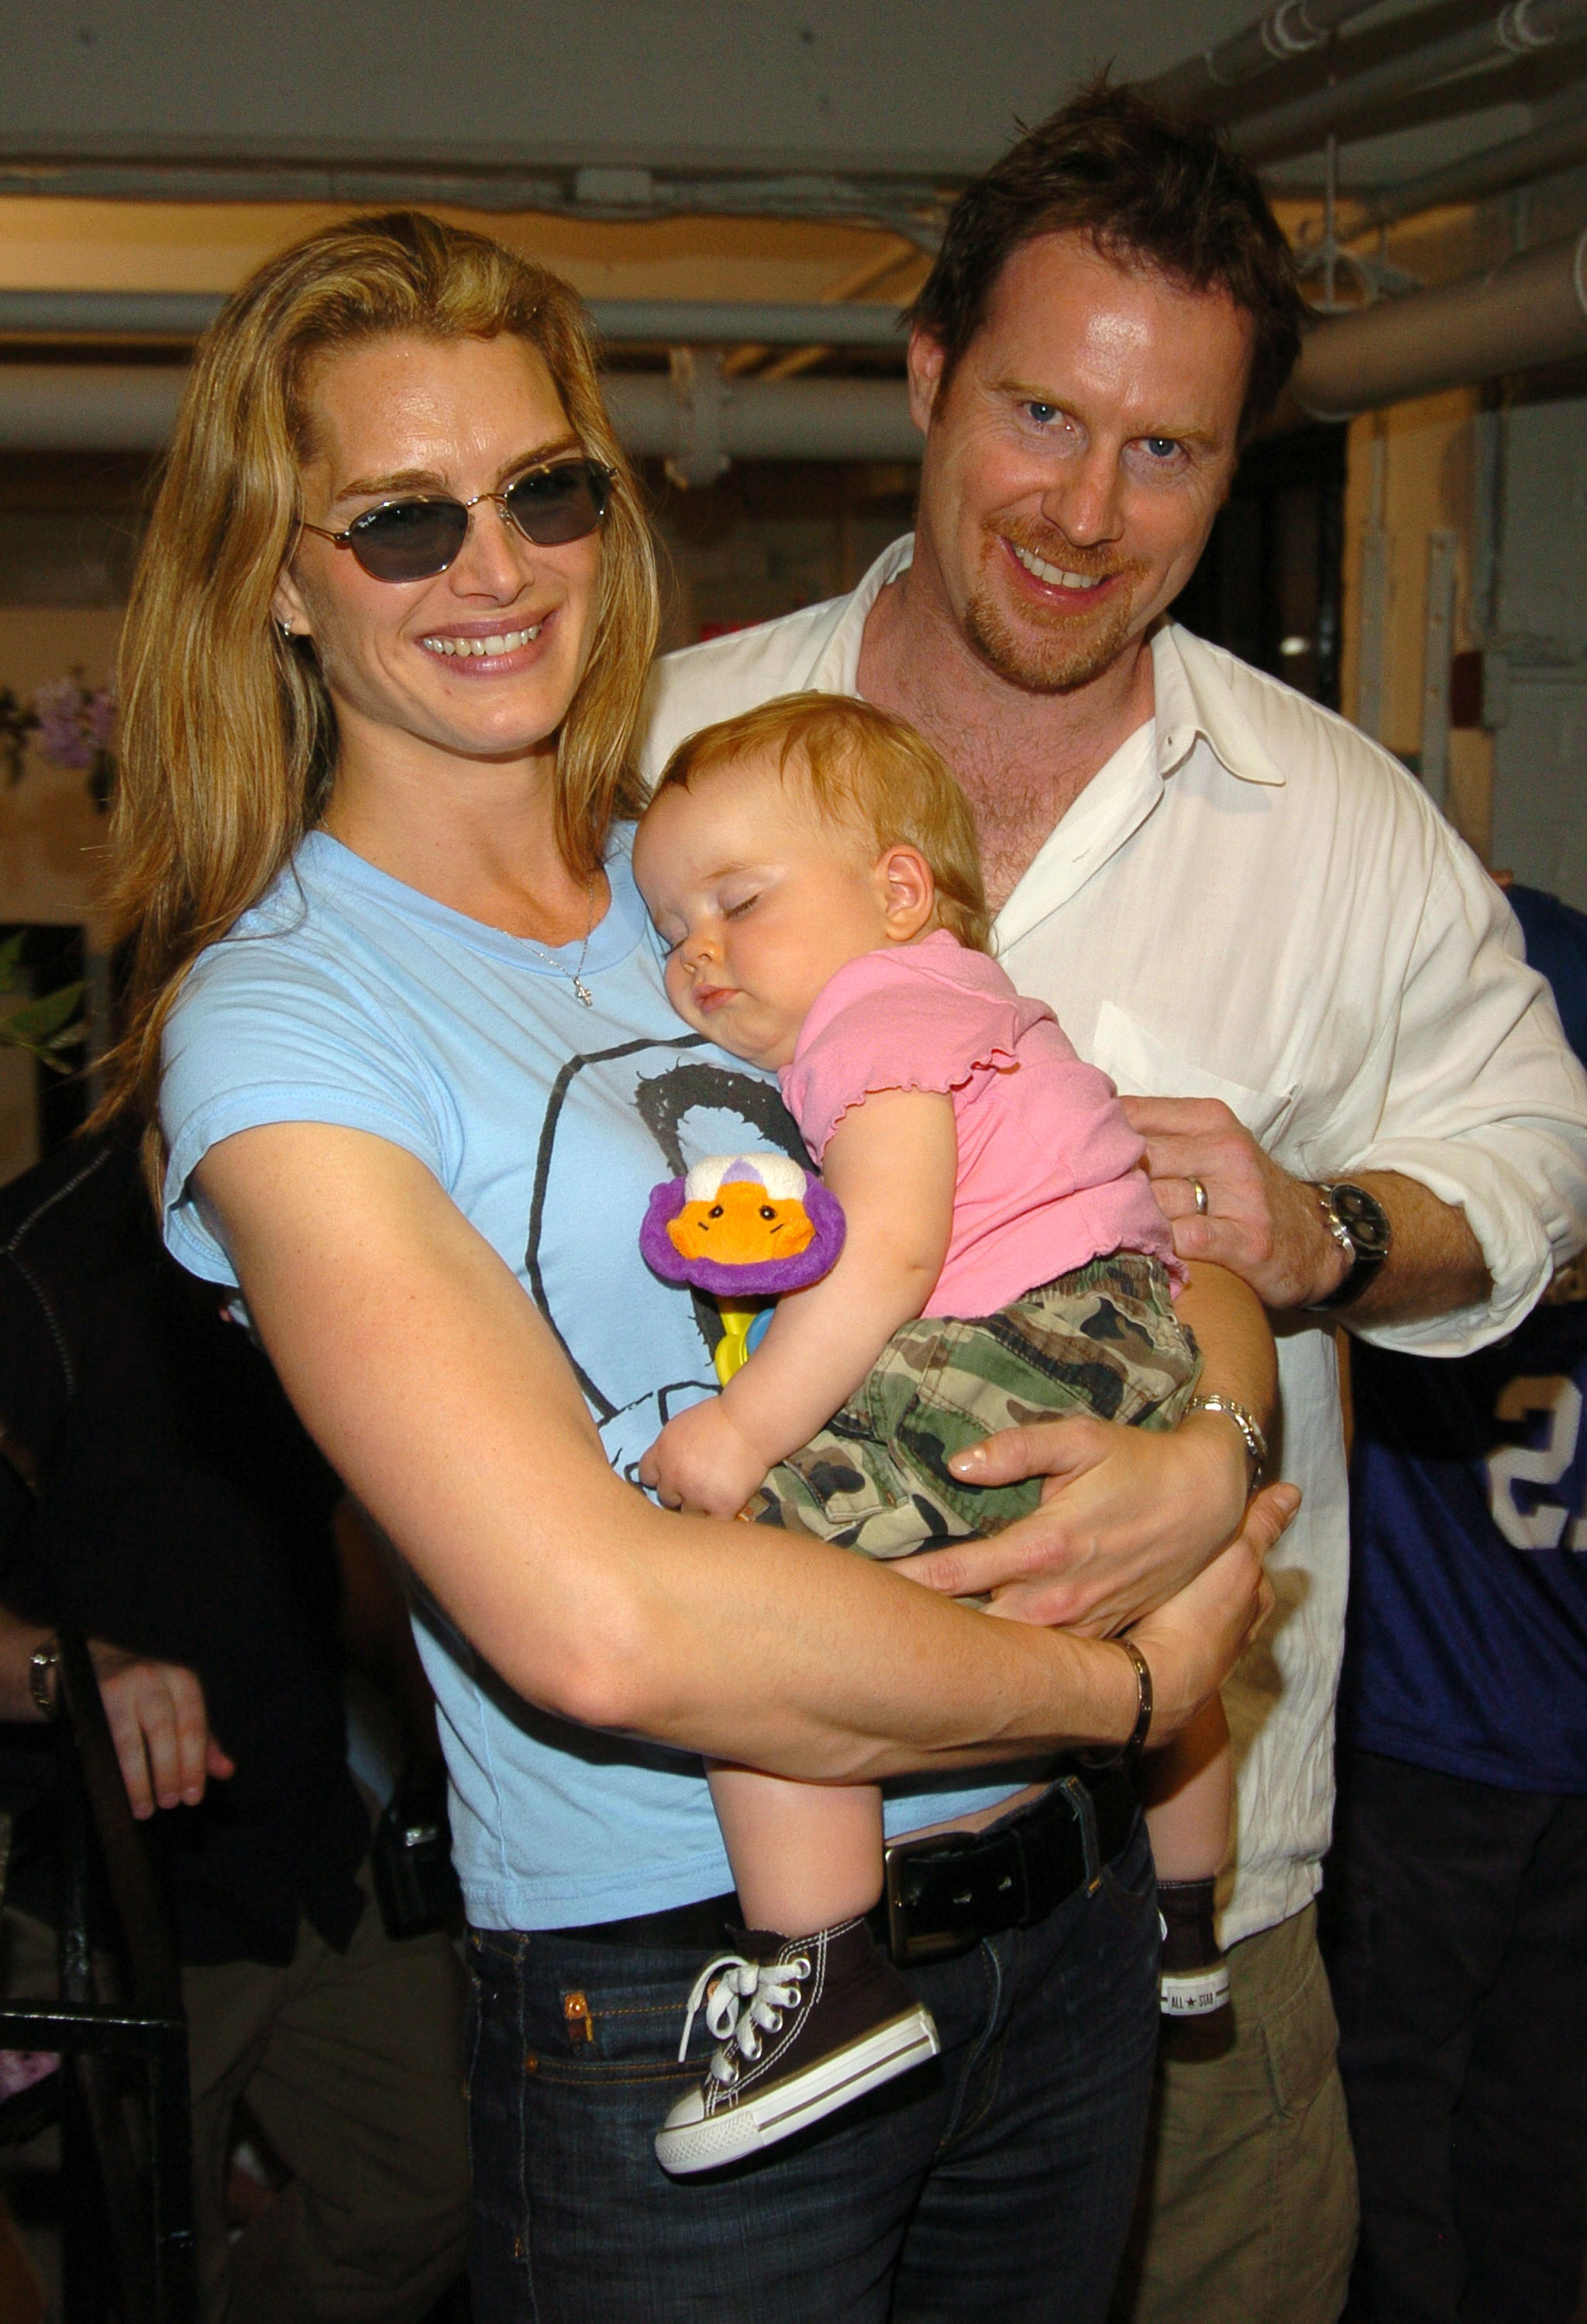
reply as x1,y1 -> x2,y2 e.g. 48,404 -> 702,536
639,1152 -> 845,1384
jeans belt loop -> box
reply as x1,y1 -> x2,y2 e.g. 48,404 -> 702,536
1059,1773 -> 1103,1895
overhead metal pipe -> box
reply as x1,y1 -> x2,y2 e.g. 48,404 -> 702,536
0,289 -> 910,350
0,366 -> 188,449
1291,228 -> 1587,416
1235,0 -> 1587,163
1355,101 -> 1587,224
0,290 -> 225,338
589,300 -> 906,349
0,165 -> 948,248
602,373 -> 917,462
1140,0 -> 1386,119
0,363 -> 920,462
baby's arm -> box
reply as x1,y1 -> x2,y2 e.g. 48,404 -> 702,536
639,1089 -> 956,1516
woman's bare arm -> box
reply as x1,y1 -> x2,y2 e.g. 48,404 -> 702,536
197,1122 -> 1281,1775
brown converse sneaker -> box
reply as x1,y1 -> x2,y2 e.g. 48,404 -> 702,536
654,1917 -> 939,2174
1158,1877 -> 1231,2020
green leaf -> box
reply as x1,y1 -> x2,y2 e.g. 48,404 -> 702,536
3,982 -> 84,1043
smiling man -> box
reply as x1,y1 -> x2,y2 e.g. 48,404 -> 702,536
642,81 -> 1587,2324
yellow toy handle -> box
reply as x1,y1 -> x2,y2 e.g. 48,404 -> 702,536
714,1300 -> 766,1386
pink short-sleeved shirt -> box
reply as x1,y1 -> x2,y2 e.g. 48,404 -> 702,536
778,930 -> 1181,1320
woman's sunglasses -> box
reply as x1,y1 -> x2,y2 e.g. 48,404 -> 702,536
300,456 -> 612,584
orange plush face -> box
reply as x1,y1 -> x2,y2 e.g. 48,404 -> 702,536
666,1180 -> 818,1267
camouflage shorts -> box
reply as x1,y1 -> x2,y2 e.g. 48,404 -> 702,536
745,1251 -> 1201,1559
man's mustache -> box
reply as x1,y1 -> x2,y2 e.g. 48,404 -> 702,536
989,520 -> 1147,590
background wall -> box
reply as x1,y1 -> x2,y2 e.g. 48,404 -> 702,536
1490,397 -> 1587,900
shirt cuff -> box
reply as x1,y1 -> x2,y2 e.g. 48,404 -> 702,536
1338,1133 -> 1567,1357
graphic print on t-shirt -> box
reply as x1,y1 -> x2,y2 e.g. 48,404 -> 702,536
524,1032 -> 806,1483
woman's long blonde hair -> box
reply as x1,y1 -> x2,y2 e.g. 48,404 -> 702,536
105,208 -> 659,1131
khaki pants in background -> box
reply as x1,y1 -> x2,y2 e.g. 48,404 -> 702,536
1110,1903 -> 1358,2324
186,1858 -> 470,2324
5,1855 -> 470,2324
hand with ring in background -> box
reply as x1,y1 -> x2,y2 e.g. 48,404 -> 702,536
1120,1094 -> 1351,1311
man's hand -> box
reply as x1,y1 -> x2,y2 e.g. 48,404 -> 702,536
88,1645 -> 236,1820
639,1397 -> 769,1519
1125,1484 -> 1293,1744
1120,1096 -> 1348,1311
900,1411 -> 1251,1633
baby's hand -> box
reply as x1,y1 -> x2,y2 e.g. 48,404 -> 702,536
639,1396 -> 771,1518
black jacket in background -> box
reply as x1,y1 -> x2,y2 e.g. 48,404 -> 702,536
0,1133 -> 367,1964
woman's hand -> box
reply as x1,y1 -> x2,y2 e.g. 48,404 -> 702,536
639,1397 -> 769,1518
1121,1483 -> 1293,1743
89,1644 -> 236,1820
897,1411 -> 1251,1635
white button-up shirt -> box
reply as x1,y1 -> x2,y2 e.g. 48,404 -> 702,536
642,534 -> 1587,1945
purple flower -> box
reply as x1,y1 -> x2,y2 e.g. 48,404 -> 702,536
33,678 -> 115,771
84,687 -> 116,748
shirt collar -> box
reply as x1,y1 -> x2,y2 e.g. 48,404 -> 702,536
830,536 -> 1284,795
993,722 -> 1162,950
1151,622 -> 1286,789
813,532 -> 914,693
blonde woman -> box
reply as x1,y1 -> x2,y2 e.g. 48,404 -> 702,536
108,212 -> 1286,2324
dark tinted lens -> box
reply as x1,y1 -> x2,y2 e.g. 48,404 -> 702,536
347,497 -> 470,583
503,460 -> 610,546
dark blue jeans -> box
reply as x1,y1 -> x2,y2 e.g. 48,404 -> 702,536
465,1816 -> 1158,2324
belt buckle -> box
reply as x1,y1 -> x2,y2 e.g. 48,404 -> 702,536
881,1828 -> 1024,1968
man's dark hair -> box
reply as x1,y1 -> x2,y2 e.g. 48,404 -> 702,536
910,79 -> 1303,441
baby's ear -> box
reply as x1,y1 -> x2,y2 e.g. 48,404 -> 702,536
876,844 -> 937,941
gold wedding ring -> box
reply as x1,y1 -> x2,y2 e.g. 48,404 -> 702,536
1189,1177 -> 1209,1215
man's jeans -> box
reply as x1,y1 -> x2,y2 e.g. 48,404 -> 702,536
465,1817 -> 1158,2324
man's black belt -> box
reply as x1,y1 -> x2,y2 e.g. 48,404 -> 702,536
556,1761 -> 1139,1968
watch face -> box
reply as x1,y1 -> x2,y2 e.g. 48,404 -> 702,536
1332,1182 -> 1392,1258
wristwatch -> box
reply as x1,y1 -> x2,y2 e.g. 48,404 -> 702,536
1309,1181 -> 1392,1311
28,1637 -> 60,1721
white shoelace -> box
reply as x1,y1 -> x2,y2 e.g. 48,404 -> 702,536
677,1951 -> 811,2087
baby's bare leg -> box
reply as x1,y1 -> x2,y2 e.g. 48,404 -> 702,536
707,1762 -> 884,1934
1142,1694 -> 1232,1881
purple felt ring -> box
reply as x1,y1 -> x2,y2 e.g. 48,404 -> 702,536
639,1170 -> 845,1298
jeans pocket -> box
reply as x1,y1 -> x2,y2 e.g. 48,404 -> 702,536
1100,1816 -> 1157,1927
520,1945 -> 710,2092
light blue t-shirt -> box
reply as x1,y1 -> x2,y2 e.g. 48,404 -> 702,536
161,827 -> 1024,1929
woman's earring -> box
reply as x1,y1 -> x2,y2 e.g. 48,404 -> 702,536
279,620 -> 294,643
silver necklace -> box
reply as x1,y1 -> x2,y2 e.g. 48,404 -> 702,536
521,875 -> 598,1006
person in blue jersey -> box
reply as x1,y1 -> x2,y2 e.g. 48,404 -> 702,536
1327,882 -> 1587,2324
99,211 -> 1282,2324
